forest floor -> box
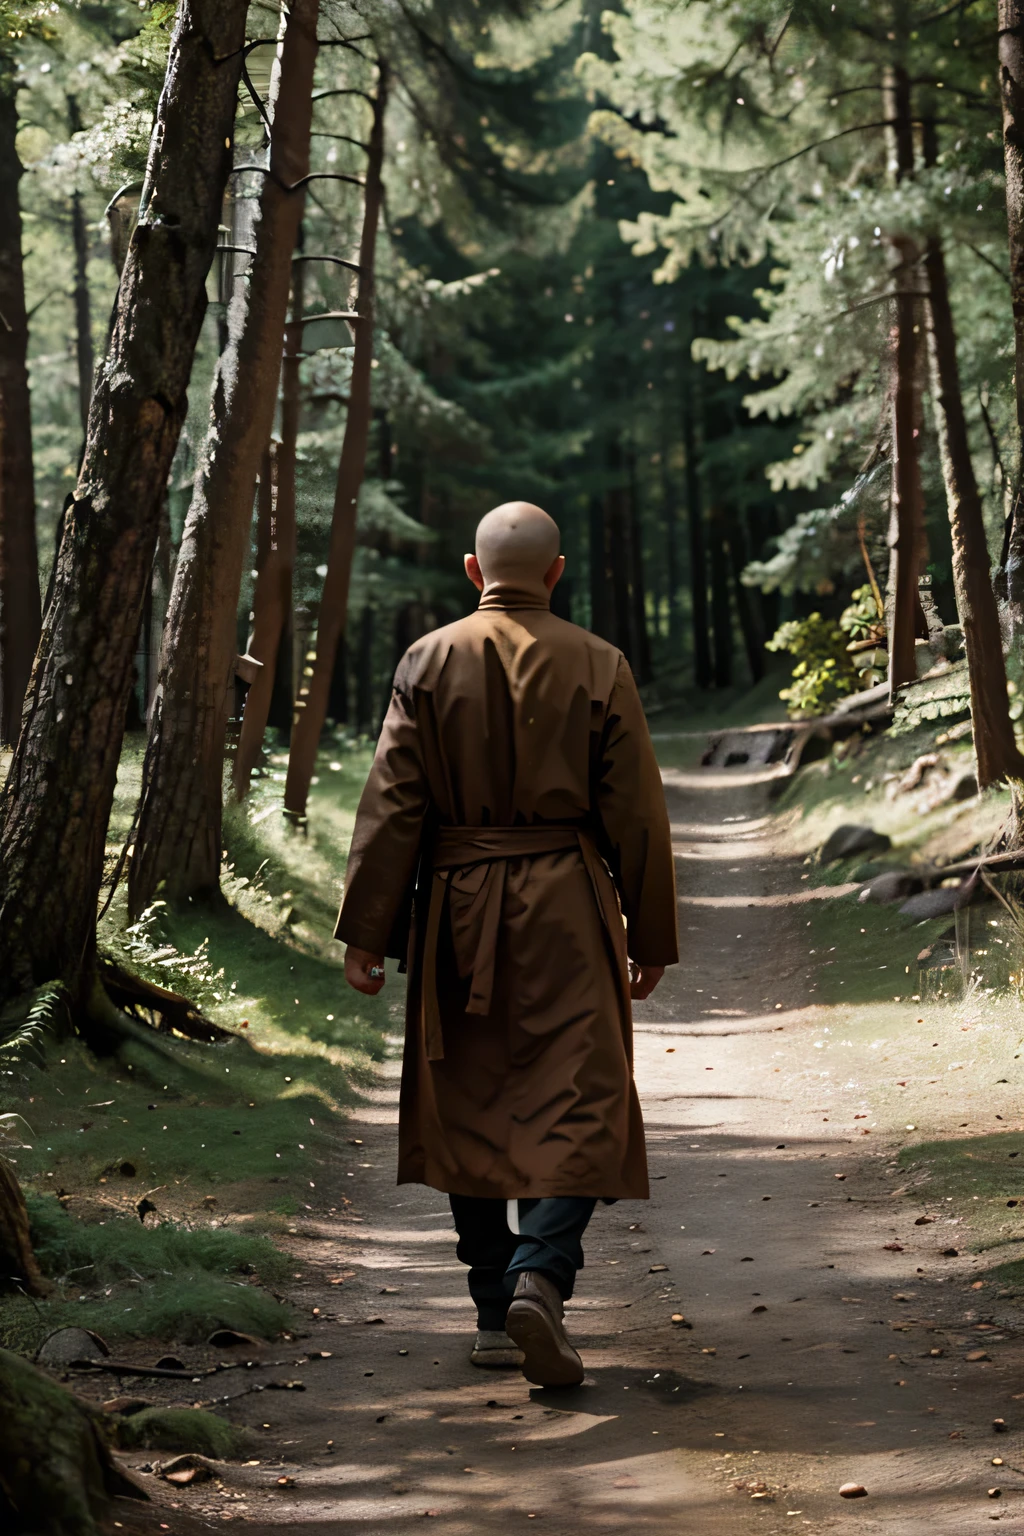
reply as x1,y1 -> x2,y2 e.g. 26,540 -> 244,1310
14,711 -> 1024,1534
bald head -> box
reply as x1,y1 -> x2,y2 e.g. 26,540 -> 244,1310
474,501 -> 561,585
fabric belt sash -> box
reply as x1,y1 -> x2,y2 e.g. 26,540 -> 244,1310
421,824 -> 622,1062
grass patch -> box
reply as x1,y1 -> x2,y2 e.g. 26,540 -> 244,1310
898,1131 -> 1024,1288
27,1192 -> 292,1287
0,1194 -> 295,1350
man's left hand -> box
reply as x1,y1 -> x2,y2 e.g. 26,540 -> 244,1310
629,962 -> 664,1001
345,945 -> 386,995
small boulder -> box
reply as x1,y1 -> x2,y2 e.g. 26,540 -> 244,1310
858,870 -> 924,905
821,825 -> 892,864
899,885 -> 970,920
36,1328 -> 109,1368
839,1482 -> 868,1499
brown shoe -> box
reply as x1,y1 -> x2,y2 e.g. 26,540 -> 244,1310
505,1270 -> 584,1387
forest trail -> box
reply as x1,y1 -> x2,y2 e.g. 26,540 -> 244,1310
118,758 -> 1024,1536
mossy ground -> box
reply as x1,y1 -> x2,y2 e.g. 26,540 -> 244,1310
1,730 -> 402,1353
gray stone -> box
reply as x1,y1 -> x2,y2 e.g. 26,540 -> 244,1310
858,870 -> 924,905
820,824 -> 892,864
36,1327 -> 109,1367
899,885 -> 969,921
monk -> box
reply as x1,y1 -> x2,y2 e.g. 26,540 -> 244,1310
336,501 -> 677,1387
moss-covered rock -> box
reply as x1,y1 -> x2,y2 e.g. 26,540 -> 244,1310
114,1405 -> 247,1458
0,1347 -> 145,1535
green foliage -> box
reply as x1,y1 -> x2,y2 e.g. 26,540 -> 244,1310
765,612 -> 858,717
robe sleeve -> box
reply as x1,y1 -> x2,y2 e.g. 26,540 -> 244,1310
595,655 -> 679,967
334,672 -> 430,959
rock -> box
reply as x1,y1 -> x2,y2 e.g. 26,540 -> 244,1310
206,1328 -> 263,1349
965,1349 -> 991,1362
899,885 -> 969,920
839,1482 -> 868,1499
0,1345 -> 147,1535
851,859 -> 888,881
821,825 -> 892,864
858,870 -> 924,905
36,1328 -> 109,1367
115,1407 -> 246,1459
159,1454 -> 214,1486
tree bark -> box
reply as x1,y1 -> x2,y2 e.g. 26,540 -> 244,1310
129,0 -> 318,915
0,64 -> 41,748
587,495 -> 613,640
683,386 -> 712,689
0,1 -> 250,1005
0,1159 -> 48,1296
626,449 -> 652,683
354,604 -> 376,733
284,61 -> 388,820
233,256 -> 305,796
67,95 -> 94,437
884,63 -> 925,697
925,234 -> 1024,787
727,512 -> 765,683
709,513 -> 733,689
1000,0 -> 1024,614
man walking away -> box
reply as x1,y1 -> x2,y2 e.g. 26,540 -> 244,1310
337,501 -> 678,1386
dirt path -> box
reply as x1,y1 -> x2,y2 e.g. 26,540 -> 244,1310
119,759 -> 1024,1535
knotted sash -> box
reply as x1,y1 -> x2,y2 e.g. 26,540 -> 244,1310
420,824 -> 626,1061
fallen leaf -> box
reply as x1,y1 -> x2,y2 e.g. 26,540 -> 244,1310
965,1350 -> 991,1362
853,1421 -> 876,1427
883,1243 -> 904,1252
613,1477 -> 639,1488
915,1215 -> 935,1225
364,1316 -> 386,1325
752,1305 -> 768,1314
649,1264 -> 669,1273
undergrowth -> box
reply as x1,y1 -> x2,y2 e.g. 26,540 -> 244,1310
0,1193 -> 295,1351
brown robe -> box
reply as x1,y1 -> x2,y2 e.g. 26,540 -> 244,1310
335,582 -> 678,1200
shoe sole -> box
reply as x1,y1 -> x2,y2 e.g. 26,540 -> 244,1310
470,1349 -> 525,1369
505,1297 -> 584,1387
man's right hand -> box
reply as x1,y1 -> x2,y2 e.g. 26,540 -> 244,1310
345,945 -> 386,996
629,961 -> 664,1001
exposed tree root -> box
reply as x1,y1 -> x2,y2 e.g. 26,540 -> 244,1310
0,1347 -> 147,1535
96,955 -> 231,1043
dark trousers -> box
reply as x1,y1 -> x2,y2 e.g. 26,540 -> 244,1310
449,1194 -> 597,1331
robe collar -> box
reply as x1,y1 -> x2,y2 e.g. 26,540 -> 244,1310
476,581 -> 551,612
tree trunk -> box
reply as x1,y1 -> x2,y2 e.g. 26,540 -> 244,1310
354,604 -> 376,733
233,256 -> 305,796
925,235 -> 1024,787
683,387 -> 712,689
130,0 -> 318,915
587,495 -> 613,640
1000,0 -> 1024,615
661,438 -> 682,650
0,1159 -> 48,1296
67,95 -> 94,437
284,62 -> 388,820
727,513 -> 765,683
709,514 -> 733,689
0,66 -> 41,748
0,1 -> 249,1006
884,64 -> 925,697
606,488 -> 633,664
626,450 -> 652,683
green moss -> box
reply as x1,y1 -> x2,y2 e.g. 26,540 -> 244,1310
898,1132 -> 1024,1281
116,1406 -> 247,1457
